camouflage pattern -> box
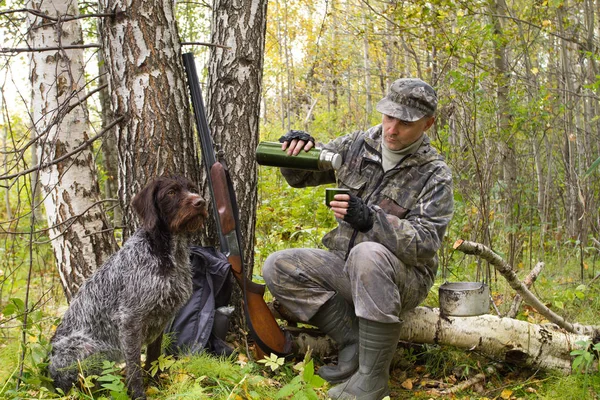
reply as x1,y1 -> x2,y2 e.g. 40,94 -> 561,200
375,78 -> 437,122
263,242 -> 431,323
265,125 -> 454,323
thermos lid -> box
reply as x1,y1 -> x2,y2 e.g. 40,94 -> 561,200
330,153 -> 342,170
319,149 -> 342,170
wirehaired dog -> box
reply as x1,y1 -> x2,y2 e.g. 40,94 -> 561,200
48,175 -> 207,399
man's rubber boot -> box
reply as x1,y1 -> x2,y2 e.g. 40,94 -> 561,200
328,318 -> 402,400
308,295 -> 359,383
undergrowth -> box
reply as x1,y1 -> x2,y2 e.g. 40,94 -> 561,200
1,131 -> 599,398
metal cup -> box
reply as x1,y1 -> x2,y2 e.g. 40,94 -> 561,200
325,188 -> 350,207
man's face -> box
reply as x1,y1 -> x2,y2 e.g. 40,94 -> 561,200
381,114 -> 435,151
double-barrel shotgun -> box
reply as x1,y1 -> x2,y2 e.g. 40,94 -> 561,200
182,52 -> 293,358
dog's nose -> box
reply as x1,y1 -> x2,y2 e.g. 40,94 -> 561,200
194,197 -> 206,209
193,197 -> 208,217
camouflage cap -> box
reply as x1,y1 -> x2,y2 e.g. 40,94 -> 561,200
376,78 -> 437,122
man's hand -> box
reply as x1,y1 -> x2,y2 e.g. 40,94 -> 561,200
330,193 -> 374,232
279,130 -> 315,155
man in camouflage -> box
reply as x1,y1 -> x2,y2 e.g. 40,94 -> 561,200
263,78 -> 454,400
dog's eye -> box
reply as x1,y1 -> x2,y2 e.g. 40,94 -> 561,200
167,190 -> 176,196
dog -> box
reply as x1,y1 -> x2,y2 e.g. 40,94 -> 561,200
48,175 -> 207,399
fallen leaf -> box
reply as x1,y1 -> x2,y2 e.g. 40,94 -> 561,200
401,378 -> 413,390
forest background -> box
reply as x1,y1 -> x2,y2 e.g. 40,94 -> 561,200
0,0 -> 600,398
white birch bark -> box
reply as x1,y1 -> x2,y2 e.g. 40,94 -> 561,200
398,307 -> 591,374
207,0 -> 268,268
27,0 -> 116,300
99,0 -> 200,238
283,306 -> 591,374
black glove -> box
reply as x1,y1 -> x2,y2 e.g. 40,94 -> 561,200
343,194 -> 374,232
278,130 -> 315,145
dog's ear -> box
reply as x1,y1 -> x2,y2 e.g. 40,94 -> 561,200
131,179 -> 160,231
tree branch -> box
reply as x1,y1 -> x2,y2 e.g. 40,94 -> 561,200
453,239 -> 600,339
0,44 -> 100,54
505,261 -> 544,318
181,41 -> 230,50
0,116 -> 124,181
0,8 -> 115,22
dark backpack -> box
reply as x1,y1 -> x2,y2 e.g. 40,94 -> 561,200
165,246 -> 234,357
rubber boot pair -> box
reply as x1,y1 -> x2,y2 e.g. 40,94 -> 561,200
309,295 -> 359,383
328,318 -> 402,400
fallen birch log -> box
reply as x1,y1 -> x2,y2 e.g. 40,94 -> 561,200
278,305 -> 591,374
398,306 -> 590,374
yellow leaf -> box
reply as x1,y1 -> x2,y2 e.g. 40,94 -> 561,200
401,378 -> 413,390
531,67 -> 539,75
500,388 -> 513,399
542,20 -> 552,27
28,336 -> 38,343
237,353 -> 248,367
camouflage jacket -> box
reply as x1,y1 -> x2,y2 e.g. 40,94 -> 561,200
281,124 -> 454,282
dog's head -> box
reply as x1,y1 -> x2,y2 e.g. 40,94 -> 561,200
131,176 -> 208,234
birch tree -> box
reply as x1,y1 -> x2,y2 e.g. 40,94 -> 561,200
207,0 -> 268,271
99,0 -> 201,238
27,0 -> 117,300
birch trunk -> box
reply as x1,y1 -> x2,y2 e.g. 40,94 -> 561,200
99,0 -> 201,238
207,0 -> 267,271
207,0 -> 267,332
27,0 -> 117,300
279,306 -> 591,374
398,307 -> 591,374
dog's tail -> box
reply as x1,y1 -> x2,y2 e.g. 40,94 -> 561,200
49,333 -> 116,393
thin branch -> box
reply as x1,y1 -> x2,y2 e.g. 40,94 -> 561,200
181,41 -> 231,50
0,116 -> 124,181
0,199 -> 119,237
1,80 -> 108,180
0,44 -> 100,54
505,262 -> 545,318
176,1 -> 212,8
455,0 -> 588,48
1,81 -> 108,157
0,8 -> 115,22
434,365 -> 499,396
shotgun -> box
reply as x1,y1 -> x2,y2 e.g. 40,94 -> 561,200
182,52 -> 292,358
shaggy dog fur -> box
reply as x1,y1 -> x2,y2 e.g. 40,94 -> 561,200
48,175 -> 207,399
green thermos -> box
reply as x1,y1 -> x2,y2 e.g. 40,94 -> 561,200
255,141 -> 342,171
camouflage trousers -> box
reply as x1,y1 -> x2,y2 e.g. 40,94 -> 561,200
262,241 -> 431,324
